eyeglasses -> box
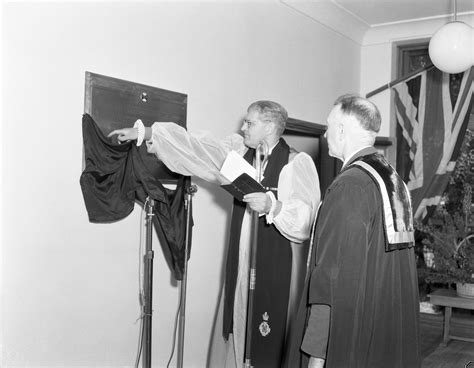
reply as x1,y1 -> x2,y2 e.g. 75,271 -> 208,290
242,119 -> 272,129
243,119 -> 258,128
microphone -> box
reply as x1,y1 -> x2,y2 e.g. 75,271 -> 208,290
256,142 -> 269,182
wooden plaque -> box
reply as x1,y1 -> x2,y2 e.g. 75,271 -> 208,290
84,71 -> 187,182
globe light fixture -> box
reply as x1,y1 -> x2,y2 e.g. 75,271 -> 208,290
428,0 -> 473,74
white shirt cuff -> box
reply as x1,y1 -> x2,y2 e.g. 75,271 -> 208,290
265,191 -> 278,224
134,119 -> 145,146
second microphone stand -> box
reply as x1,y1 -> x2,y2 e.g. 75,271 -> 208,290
177,182 -> 197,368
244,142 -> 268,368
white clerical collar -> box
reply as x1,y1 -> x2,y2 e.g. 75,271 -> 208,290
342,145 -> 373,169
267,141 -> 279,155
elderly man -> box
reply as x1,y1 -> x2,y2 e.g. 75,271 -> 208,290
109,100 -> 320,367
287,94 -> 420,368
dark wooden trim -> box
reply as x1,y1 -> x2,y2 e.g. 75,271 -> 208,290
375,137 -> 393,147
287,118 -> 393,145
285,117 -> 326,137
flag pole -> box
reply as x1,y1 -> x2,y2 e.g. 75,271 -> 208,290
366,63 -> 434,98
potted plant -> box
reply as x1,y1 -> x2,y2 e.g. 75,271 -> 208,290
416,193 -> 473,297
415,130 -> 473,297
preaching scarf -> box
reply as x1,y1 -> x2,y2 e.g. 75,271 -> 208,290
348,153 -> 415,251
223,138 -> 292,367
80,114 -> 190,280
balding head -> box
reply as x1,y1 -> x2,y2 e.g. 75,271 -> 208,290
325,94 -> 381,161
334,94 -> 381,133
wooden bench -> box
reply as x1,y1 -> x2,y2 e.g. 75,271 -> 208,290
428,288 -> 474,346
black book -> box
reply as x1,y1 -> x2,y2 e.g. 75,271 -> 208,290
221,173 -> 265,202
219,150 -> 265,201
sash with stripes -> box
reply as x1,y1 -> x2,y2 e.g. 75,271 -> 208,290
349,153 -> 415,251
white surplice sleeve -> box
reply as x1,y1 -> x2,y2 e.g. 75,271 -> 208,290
146,122 -> 320,243
271,152 -> 320,243
145,122 -> 247,184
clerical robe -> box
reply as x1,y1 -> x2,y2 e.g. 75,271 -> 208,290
145,122 -> 320,367
286,147 -> 420,368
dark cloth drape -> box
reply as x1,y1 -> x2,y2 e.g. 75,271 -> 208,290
79,113 -> 191,280
223,138 -> 292,367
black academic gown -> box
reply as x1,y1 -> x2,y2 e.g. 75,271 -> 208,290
286,147 -> 420,368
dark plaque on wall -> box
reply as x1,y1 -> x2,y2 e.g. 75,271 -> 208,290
84,71 -> 187,182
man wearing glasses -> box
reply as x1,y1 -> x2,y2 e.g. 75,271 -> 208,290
109,100 -> 320,367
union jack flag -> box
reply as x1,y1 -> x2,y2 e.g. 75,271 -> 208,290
393,66 -> 473,220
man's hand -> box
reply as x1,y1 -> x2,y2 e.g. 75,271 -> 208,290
243,192 -> 271,214
308,357 -> 325,368
107,128 -> 138,142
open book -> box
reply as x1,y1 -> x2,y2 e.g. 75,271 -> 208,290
220,151 -> 265,201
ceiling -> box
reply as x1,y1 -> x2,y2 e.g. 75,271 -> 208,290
281,0 -> 473,45
333,0 -> 474,27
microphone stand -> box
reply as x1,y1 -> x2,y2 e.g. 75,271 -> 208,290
244,142 -> 268,368
142,198 -> 155,368
139,180 -> 195,368
177,180 -> 197,368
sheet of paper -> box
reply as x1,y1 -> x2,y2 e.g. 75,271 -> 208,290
220,150 -> 257,182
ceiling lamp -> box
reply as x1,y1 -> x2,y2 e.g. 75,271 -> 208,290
428,0 -> 473,74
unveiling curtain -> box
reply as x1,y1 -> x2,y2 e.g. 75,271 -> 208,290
80,114 -> 192,280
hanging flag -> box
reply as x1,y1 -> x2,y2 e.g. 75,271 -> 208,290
393,66 -> 473,220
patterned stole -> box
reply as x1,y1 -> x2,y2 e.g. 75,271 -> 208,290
222,139 -> 291,345
348,153 -> 415,251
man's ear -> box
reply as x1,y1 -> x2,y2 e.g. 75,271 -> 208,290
338,123 -> 345,140
266,121 -> 277,135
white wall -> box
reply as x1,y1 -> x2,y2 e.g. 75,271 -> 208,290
1,2 -> 360,367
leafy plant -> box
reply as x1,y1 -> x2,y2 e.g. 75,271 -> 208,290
415,129 -> 473,285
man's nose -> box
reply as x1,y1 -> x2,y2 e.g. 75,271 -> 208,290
241,122 -> 247,132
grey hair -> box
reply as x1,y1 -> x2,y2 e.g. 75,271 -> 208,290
334,94 -> 381,133
247,100 -> 288,136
